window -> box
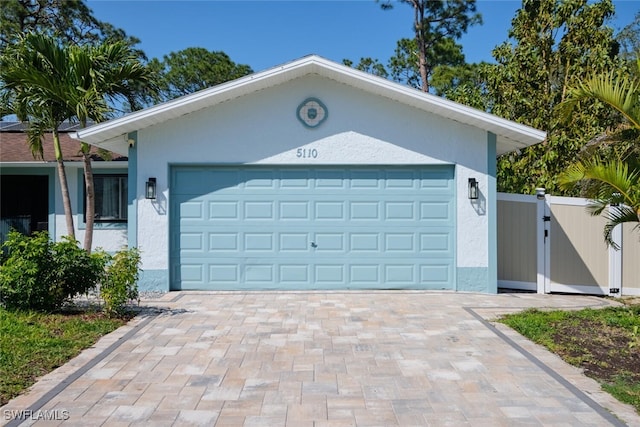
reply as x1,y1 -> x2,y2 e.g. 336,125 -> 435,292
88,175 -> 128,222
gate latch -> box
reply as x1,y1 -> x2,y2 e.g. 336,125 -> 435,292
543,215 -> 551,222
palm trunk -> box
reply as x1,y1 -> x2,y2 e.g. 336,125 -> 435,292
52,129 -> 75,238
81,144 -> 95,253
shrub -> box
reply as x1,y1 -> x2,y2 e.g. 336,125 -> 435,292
100,247 -> 141,316
49,236 -> 106,305
0,231 -> 105,311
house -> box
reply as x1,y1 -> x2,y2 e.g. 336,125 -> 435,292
6,56 -> 547,293
0,122 -> 128,251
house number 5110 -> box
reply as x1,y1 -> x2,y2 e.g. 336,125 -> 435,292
296,148 -> 318,159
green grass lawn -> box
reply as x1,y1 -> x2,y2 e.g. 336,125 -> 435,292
0,308 -> 128,406
499,300 -> 640,413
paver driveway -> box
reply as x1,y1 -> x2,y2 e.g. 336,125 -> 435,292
2,291 -> 639,426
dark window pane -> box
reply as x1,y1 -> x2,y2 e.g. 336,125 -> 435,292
90,175 -> 127,222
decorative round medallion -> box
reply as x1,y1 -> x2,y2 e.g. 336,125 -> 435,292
297,98 -> 328,128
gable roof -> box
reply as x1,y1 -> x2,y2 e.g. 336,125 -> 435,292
72,55 -> 546,156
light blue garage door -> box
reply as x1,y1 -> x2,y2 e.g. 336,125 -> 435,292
170,166 -> 455,290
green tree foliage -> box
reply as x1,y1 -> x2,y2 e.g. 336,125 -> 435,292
617,11 -> 640,64
389,37 -> 465,90
430,62 -> 492,110
379,0 -> 481,92
487,0 -> 622,195
557,60 -> 640,247
343,34 -> 468,92
342,57 -> 389,79
1,33 -> 152,245
0,0 -> 148,115
148,48 -> 253,103
0,0 -> 141,52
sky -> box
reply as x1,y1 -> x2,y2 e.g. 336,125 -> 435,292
88,0 -> 639,73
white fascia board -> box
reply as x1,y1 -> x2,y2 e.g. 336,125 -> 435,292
71,55 -> 546,150
0,161 -> 84,168
71,58 -> 317,145
0,161 -> 55,167
317,60 -> 546,147
0,161 -> 128,169
91,161 -> 129,169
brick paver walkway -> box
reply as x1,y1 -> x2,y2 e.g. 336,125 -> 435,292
2,291 -> 639,426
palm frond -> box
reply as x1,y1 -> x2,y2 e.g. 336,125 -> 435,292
557,70 -> 640,130
24,120 -> 49,160
600,204 -> 639,249
558,158 -> 640,207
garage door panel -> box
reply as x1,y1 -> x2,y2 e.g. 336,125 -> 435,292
280,233 -> 310,252
209,233 -> 238,251
420,232 -> 453,255
313,233 -> 344,252
245,264 -> 274,283
350,170 -> 382,189
350,264 -> 380,283
243,201 -> 274,220
209,201 -> 239,219
180,264 -> 204,283
244,233 -> 274,251
349,202 -> 379,220
209,264 -> 238,282
180,200 -> 204,219
384,170 -> 415,188
420,262 -> 454,287
420,168 -> 455,187
315,201 -> 346,220
315,264 -> 345,283
280,264 -> 309,283
177,259 -> 453,290
280,170 -> 312,188
385,233 -> 414,252
173,168 -> 243,195
280,201 -> 310,220
177,229 -> 453,257
385,264 -> 414,283
385,202 -> 415,220
316,170 -> 347,188
171,166 -> 454,290
350,233 -> 379,252
420,201 -> 453,221
244,170 -> 277,188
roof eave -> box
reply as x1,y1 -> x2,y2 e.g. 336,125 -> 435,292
72,55 -> 546,151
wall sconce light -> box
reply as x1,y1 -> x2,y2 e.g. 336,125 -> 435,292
535,187 -> 546,200
145,178 -> 157,200
468,178 -> 479,200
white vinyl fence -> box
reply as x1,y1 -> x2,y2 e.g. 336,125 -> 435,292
498,192 -> 640,296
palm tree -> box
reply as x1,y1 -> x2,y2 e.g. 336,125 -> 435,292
1,33 -> 152,251
69,40 -> 152,252
557,59 -> 640,248
1,34 -> 79,239
559,157 -> 640,248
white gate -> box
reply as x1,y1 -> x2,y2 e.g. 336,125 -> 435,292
497,192 -> 640,296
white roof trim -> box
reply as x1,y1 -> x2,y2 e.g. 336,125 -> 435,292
72,55 -> 546,155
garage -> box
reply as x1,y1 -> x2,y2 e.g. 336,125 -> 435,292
74,55 -> 547,293
170,165 -> 455,290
